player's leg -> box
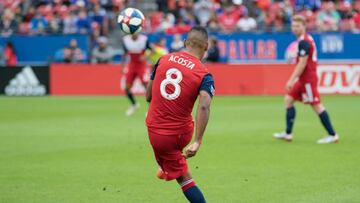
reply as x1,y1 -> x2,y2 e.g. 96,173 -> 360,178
125,70 -> 139,116
176,127 -> 206,203
125,85 -> 137,105
285,95 -> 296,135
177,172 -> 206,203
311,103 -> 339,144
148,127 -> 206,202
274,94 -> 296,141
138,63 -> 148,89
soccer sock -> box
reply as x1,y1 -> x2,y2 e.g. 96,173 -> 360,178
181,179 -> 206,203
286,106 -> 296,134
319,110 -> 336,136
125,89 -> 136,105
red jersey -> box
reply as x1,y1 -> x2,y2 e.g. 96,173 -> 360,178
296,33 -> 318,82
146,51 -> 215,136
218,10 -> 240,32
4,47 -> 17,66
122,34 -> 150,64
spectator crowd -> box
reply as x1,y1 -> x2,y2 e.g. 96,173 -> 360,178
150,0 -> 360,33
1,0 -> 359,65
0,0 -> 360,37
0,0 -> 123,41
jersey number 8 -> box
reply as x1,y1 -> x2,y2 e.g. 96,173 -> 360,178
160,68 -> 183,100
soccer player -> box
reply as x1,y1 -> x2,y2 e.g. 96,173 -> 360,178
122,33 -> 151,116
146,26 -> 214,203
146,37 -> 168,66
274,15 -> 339,144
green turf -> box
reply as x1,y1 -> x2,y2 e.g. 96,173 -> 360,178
0,96 -> 359,203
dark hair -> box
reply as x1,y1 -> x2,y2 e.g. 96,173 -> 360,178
6,42 -> 14,49
5,42 -> 15,53
188,26 -> 208,41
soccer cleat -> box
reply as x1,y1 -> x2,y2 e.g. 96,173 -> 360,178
125,103 -> 140,116
273,132 -> 293,142
317,134 -> 339,144
156,168 -> 166,180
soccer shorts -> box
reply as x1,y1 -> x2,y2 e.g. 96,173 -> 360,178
288,80 -> 321,105
147,127 -> 193,181
125,62 -> 147,87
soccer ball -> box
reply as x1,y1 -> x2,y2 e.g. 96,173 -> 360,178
117,8 -> 145,35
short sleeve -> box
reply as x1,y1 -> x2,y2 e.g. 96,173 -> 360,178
298,40 -> 310,57
150,58 -> 161,80
199,74 -> 215,97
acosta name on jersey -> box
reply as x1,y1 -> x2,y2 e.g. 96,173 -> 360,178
168,55 -> 195,70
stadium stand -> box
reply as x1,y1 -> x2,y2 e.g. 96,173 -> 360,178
1,0 -> 359,36
0,0 -> 359,64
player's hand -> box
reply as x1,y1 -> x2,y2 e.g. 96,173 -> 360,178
184,141 -> 201,159
285,80 -> 294,91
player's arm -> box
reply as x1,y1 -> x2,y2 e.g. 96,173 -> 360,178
146,58 -> 161,102
286,40 -> 309,90
146,39 -> 153,51
185,74 -> 215,158
146,80 -> 153,102
141,39 -> 153,62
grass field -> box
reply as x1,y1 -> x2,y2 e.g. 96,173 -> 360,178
0,96 -> 359,203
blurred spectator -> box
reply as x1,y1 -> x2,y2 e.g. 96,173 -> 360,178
233,0 -> 247,18
299,8 -> 317,31
206,37 -> 220,62
14,7 -> 24,25
283,0 -> 294,27
148,11 -> 164,32
274,8 -> 287,32
352,11 -> 360,32
0,0 -> 358,37
24,6 -> 36,23
89,3 -> 108,35
0,9 -> 18,36
171,34 -> 184,52
48,13 -> 63,34
166,17 -> 192,34
77,9 -> 91,34
158,13 -> 175,32
4,42 -> 17,66
257,0 -> 271,10
218,6 -> 240,32
207,11 -> 222,32
193,0 -> 212,26
91,36 -> 114,64
295,0 -> 321,11
316,1 -> 341,31
148,37 -> 168,65
59,39 -> 86,63
179,1 -> 197,26
63,11 -> 78,34
237,11 -> 257,32
30,12 -> 48,34
156,0 -> 167,12
63,47 -> 73,63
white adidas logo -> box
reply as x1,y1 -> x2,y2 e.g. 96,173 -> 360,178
5,66 -> 46,96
